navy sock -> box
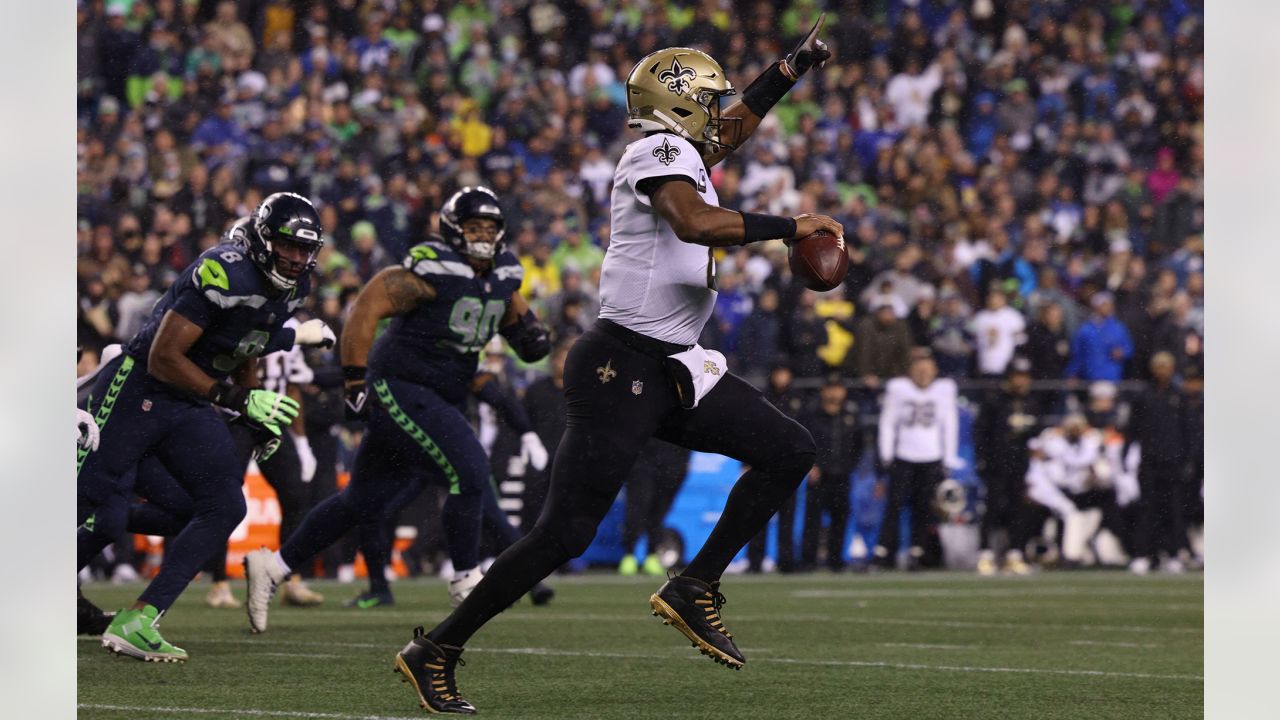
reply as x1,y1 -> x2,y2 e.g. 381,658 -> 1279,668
441,492 -> 483,572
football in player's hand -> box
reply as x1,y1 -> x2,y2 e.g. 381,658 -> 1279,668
789,229 -> 849,291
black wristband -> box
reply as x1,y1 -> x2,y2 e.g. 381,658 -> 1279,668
208,380 -> 248,411
741,212 -> 798,244
741,61 -> 796,118
342,365 -> 367,383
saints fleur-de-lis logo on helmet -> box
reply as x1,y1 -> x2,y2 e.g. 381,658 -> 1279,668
652,138 -> 681,166
658,57 -> 698,96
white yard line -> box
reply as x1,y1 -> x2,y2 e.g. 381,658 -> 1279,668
77,704 -> 421,720
792,587 -> 1203,599
1070,635 -> 1162,648
87,638 -> 1196,682
260,651 -> 342,659
877,642 -> 977,650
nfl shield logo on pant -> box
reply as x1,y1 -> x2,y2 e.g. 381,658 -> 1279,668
632,380 -> 643,395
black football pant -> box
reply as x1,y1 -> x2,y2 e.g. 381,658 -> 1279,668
980,467 -> 1035,554
746,490 -> 798,571
201,422 -> 310,581
430,320 -> 815,647
620,439 -> 692,556
801,469 -> 852,569
874,460 -> 943,561
1133,459 -> 1190,560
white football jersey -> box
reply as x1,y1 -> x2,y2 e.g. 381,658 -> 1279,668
258,318 -> 315,395
969,306 -> 1026,375
598,133 -> 719,346
879,377 -> 959,464
1026,427 -> 1106,495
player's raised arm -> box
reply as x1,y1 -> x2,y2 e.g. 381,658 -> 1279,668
699,14 -> 832,167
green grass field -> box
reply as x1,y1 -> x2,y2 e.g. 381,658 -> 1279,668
78,571 -> 1202,719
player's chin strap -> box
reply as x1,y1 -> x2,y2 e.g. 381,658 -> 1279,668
499,310 -> 551,363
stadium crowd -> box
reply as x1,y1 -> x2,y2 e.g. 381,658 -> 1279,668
76,0 -> 1204,574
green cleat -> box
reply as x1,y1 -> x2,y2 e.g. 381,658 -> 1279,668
101,605 -> 188,663
618,554 -> 639,576
642,554 -> 665,576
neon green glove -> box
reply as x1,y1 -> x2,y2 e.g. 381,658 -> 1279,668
209,383 -> 300,436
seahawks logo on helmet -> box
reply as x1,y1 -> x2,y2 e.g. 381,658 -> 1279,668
658,58 -> 697,96
652,138 -> 681,166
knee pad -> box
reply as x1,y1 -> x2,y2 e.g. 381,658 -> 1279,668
528,517 -> 594,562
761,423 -> 817,478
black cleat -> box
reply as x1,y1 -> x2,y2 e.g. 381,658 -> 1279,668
649,575 -> 745,669
529,582 -> 555,606
393,626 -> 476,714
78,587 -> 115,636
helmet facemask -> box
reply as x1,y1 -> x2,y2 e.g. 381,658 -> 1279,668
439,186 -> 506,264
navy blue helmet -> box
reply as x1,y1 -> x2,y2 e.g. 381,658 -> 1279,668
439,186 -> 506,262
248,192 -> 324,290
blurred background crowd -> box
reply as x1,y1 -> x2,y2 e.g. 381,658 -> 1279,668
76,0 -> 1204,575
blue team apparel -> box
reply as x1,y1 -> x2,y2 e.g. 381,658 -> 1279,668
78,242 -> 308,612
281,242 -> 523,573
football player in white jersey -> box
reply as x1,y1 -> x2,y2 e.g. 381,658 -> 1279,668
394,23 -> 843,714
871,351 -> 963,570
1024,413 -> 1127,567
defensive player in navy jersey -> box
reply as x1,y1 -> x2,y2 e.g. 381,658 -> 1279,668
77,192 -> 331,662
244,187 -> 551,632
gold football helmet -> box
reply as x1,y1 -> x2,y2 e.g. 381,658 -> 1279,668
626,47 -> 738,157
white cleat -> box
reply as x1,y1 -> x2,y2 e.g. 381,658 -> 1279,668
244,549 -> 286,633
206,580 -> 242,609
1128,557 -> 1151,576
449,567 -> 484,608
976,550 -> 997,577
1003,550 -> 1032,576
1160,557 -> 1186,575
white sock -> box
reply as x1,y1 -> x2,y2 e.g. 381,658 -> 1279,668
274,552 -> 292,576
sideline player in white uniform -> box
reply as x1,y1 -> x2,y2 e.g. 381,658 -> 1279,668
872,351 -> 963,570
1025,414 -> 1130,566
392,24 -> 843,714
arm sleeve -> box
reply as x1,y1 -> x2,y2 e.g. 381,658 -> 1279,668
942,381 -> 959,465
878,383 -> 898,463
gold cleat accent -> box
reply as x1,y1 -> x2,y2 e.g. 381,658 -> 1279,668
649,593 -> 745,669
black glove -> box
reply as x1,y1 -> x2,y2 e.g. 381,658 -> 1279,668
499,309 -> 552,363
783,13 -> 831,78
344,381 -> 369,421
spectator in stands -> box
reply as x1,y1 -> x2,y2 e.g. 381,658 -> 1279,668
1066,292 -> 1133,382
969,288 -> 1026,379
855,298 -> 912,390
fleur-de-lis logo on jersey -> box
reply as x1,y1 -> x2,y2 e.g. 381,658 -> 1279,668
653,138 -> 680,166
658,57 -> 697,96
596,359 -> 617,384
703,360 -> 720,376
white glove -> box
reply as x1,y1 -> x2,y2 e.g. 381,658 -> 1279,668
293,319 -> 336,349
944,456 -> 967,472
76,408 -> 100,452
292,432 -> 317,482
520,431 -> 549,472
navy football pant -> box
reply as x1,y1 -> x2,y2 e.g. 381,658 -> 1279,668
77,356 -> 245,612
430,323 -> 815,647
280,378 -> 488,574
358,474 -> 525,595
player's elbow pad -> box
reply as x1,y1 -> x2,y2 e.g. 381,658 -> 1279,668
500,310 -> 551,362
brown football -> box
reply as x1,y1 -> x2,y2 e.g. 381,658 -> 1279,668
788,229 -> 849,291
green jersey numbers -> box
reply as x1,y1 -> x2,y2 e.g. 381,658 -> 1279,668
212,329 -> 271,372
446,297 -> 506,353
